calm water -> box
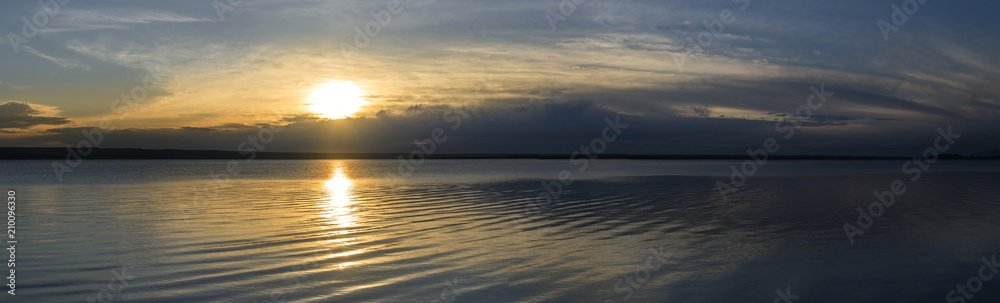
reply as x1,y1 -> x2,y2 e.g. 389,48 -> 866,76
3,159 -> 1000,302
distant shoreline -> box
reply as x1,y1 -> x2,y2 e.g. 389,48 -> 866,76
1,147 -> 997,160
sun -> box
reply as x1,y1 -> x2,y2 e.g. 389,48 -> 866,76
306,81 -> 368,119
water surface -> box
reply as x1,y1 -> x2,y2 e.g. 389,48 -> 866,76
4,159 -> 1000,302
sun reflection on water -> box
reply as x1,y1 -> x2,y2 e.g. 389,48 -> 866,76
320,163 -> 358,232
316,162 -> 368,269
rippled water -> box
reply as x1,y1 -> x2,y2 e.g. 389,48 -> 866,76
4,160 -> 1000,302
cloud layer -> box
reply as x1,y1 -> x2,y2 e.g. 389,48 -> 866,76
0,102 -> 71,131
0,0 -> 997,155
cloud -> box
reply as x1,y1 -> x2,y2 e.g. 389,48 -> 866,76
39,8 -> 213,34
18,46 -> 89,69
691,106 -> 711,117
0,102 -> 72,130
3,100 -> 995,156
0,0 -> 998,155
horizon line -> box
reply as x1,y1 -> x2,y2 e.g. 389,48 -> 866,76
1,147 -> 997,160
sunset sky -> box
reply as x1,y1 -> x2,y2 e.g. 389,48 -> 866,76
1,0 -> 998,155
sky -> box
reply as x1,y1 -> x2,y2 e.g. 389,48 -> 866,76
0,0 -> 998,156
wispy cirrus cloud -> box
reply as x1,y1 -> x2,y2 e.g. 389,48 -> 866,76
18,45 -> 89,69
38,8 -> 213,34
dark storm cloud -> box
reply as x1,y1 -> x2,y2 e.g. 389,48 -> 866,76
0,102 -> 71,130
8,101 -> 999,156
